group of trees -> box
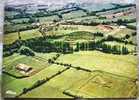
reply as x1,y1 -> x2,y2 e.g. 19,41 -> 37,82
74,41 -> 129,54
65,20 -> 112,26
105,35 -> 135,45
3,40 -> 35,57
97,43 -> 129,54
116,18 -> 136,26
18,46 -> 35,56
93,32 -> 104,37
23,38 -> 73,53
3,40 -> 23,57
48,54 -> 61,64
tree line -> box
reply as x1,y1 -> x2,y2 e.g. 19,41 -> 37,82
74,41 -> 129,54
3,35 -> 132,57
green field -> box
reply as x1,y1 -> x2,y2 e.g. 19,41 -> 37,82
20,51 -> 137,98
39,15 -> 60,23
4,29 -> 41,44
3,52 -> 58,76
3,25 -> 100,44
3,51 -> 137,98
3,64 -> 66,97
62,10 -> 86,20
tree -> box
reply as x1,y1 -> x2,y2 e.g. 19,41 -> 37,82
75,42 -> 80,51
117,19 -> 123,25
125,34 -> 130,39
18,30 -> 21,40
23,88 -> 28,94
122,46 -> 129,54
48,59 -> 54,64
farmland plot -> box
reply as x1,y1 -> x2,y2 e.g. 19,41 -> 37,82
3,52 -> 59,77
3,64 -> 67,97
21,65 -> 137,98
57,51 -> 137,79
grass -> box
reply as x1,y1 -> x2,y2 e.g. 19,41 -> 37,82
21,68 -> 91,98
3,52 -> 58,76
4,23 -> 33,33
8,50 -> 136,98
57,51 -> 137,79
3,25 -> 107,44
97,6 -> 133,15
4,24 -> 134,45
65,71 -> 136,98
39,15 -> 59,23
3,63 -> 66,97
62,10 -> 86,20
4,29 -> 42,44
71,16 -> 98,22
60,25 -> 108,33
3,51 -> 137,98
5,11 -> 19,17
81,3 -> 115,12
12,18 -> 30,24
118,15 -> 136,21
107,27 -> 135,38
64,31 -> 94,41
127,22 -> 136,27
21,66 -> 137,98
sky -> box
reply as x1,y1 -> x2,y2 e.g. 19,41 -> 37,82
6,0 -> 135,5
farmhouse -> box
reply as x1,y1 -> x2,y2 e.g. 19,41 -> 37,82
16,64 -> 32,73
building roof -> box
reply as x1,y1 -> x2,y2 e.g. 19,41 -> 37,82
16,64 -> 32,72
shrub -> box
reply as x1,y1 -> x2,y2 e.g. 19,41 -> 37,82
22,88 -> 28,94
3,51 -> 13,57
48,59 -> 54,64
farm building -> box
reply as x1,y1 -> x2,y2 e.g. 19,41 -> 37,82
16,64 -> 32,73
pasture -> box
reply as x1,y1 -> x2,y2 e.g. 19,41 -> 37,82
21,51 -> 137,98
